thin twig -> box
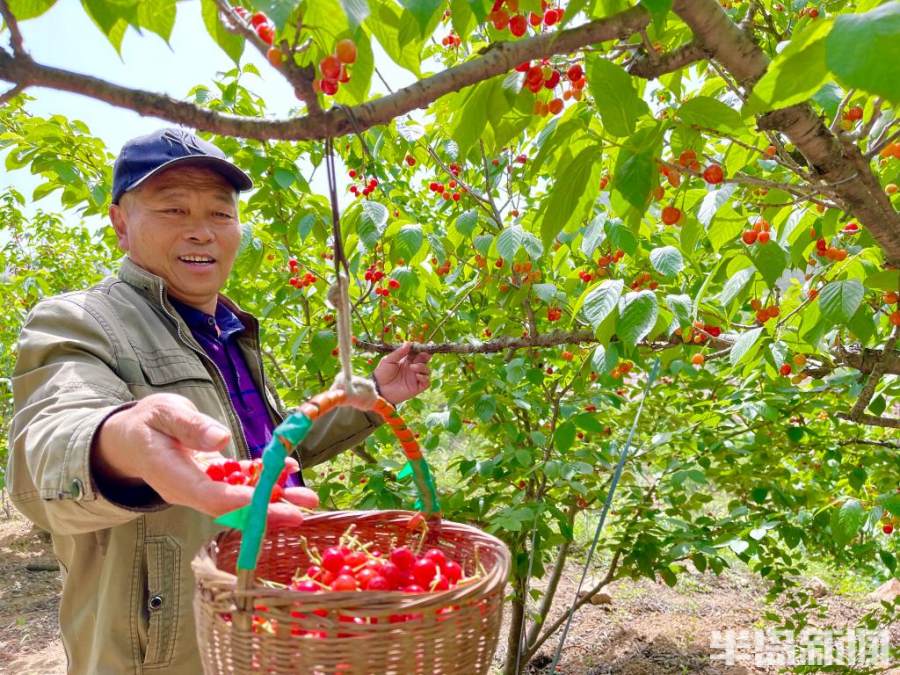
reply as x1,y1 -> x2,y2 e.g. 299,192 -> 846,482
0,82 -> 23,105
847,324 -> 899,422
0,0 -> 25,55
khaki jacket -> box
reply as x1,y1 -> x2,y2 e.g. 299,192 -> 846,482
7,257 -> 381,674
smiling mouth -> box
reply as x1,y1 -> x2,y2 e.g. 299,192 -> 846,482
178,255 -> 217,265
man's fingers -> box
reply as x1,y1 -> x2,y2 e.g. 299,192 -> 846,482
381,341 -> 412,364
147,398 -> 231,452
410,363 -> 429,375
283,486 -> 320,510
414,351 -> 432,364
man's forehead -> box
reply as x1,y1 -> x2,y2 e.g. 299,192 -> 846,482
142,165 -> 237,196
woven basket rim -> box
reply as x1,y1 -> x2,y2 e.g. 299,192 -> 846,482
193,510 -> 510,611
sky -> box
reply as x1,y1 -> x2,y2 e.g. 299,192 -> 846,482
1,0 -> 418,225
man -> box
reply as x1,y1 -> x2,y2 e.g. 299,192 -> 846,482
6,128 -> 431,674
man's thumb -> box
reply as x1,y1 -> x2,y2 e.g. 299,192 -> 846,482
383,341 -> 412,364
150,403 -> 231,451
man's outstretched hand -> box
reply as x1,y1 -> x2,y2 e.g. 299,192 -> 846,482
92,394 -> 318,526
372,342 -> 432,404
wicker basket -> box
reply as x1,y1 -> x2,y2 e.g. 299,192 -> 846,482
193,510 -> 510,674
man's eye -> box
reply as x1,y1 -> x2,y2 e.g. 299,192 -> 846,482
164,208 -> 185,214
215,211 -> 234,218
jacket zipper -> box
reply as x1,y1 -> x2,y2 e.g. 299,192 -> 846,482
156,286 -> 252,461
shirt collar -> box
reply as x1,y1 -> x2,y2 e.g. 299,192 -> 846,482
168,295 -> 245,341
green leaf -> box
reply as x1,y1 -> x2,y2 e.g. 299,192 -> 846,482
818,279 -> 864,324
399,0 -> 442,34
826,3 -> 900,104
539,144 -> 601,247
355,200 -> 388,248
665,294 -> 692,328
604,220 -> 638,257
649,246 -> 683,277
730,327 -> 763,366
367,0 -> 422,75
586,56 -> 650,137
455,208 -> 478,237
749,241 -> 788,289
475,395 -> 496,422
201,0 -> 244,64
554,421 -> 576,453
137,0 -> 176,42
393,224 -> 423,261
7,0 -> 56,20
640,0 -> 671,28
617,291 -> 658,347
583,279 -> 624,329
612,125 -> 662,210
255,0 -> 296,28
340,0 -> 370,29
677,96 -> 743,132
450,80 -> 494,158
719,267 -> 754,307
744,19 -> 832,115
273,167 -> 295,189
465,0 -> 487,23
497,225 -> 525,262
830,499 -> 866,547
880,494 -> 900,518
590,345 -> 607,373
81,0 -> 134,53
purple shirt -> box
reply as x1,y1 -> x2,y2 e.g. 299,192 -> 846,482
169,296 -> 301,487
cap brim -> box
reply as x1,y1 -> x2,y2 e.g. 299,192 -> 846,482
125,155 -> 253,198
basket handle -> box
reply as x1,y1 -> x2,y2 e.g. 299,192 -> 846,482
215,391 -> 440,575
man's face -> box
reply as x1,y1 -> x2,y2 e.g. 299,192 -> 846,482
109,165 -> 241,309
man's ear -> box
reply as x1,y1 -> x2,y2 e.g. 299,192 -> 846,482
109,203 -> 130,252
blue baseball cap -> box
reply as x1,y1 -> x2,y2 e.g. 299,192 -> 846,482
111,127 -> 253,204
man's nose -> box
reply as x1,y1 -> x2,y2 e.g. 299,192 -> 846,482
184,219 -> 215,243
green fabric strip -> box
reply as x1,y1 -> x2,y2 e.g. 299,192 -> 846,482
408,457 -> 441,515
217,412 -> 312,571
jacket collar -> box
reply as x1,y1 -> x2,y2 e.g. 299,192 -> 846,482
115,256 -> 261,337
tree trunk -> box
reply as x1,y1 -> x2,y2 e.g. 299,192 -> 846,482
525,539 -> 571,655
502,578 -> 527,675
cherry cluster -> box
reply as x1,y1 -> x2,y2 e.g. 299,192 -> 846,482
440,32 -> 462,48
750,298 -> 780,323
610,360 -> 633,380
741,218 -> 772,245
288,257 -> 316,289
431,256 -> 452,276
547,307 -> 562,322
348,170 -> 378,198
517,61 -> 586,116
814,236 -> 848,262
428,180 -> 463,201
629,271 -> 658,291
232,7 -> 275,46
205,458 -> 289,502
291,517 -> 468,597
314,39 -> 358,96
490,0 -> 564,36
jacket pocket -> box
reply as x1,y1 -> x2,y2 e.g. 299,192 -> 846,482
142,535 -> 181,669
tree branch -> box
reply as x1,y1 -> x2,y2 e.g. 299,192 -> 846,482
846,325 -> 899,422
354,332 -> 900,377
836,412 -> 900,429
628,41 -> 708,79
0,81 -> 23,105
671,0 -> 900,265
0,7 -> 649,141
0,0 -> 25,56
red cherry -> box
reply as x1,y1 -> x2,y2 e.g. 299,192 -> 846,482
423,548 -> 447,567
381,561 -> 403,588
322,547 -> 346,574
544,8 -> 559,25
367,575 -> 390,591
702,164 -> 724,184
756,230 -> 771,244
332,574 -> 358,592
294,579 -> 319,592
355,567 -> 377,589
335,38 -> 357,64
403,584 -> 425,594
884,523 -> 894,535
509,14 -> 527,36
320,55 -> 342,80
742,230 -> 757,245
779,363 -> 792,376
256,23 -> 274,45
249,11 -> 268,28
225,471 -> 245,485
442,560 -> 462,584
544,70 -> 561,89
390,546 -> 416,570
661,205 -> 682,225
269,484 -> 283,502
412,558 -> 438,587
205,463 -> 225,481
566,64 -> 583,82
432,576 -> 450,591
320,78 -> 338,96
345,550 -> 368,568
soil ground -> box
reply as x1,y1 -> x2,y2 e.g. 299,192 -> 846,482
0,508 -> 895,675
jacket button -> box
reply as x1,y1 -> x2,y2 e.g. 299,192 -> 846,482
70,478 -> 84,501
149,595 -> 164,611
